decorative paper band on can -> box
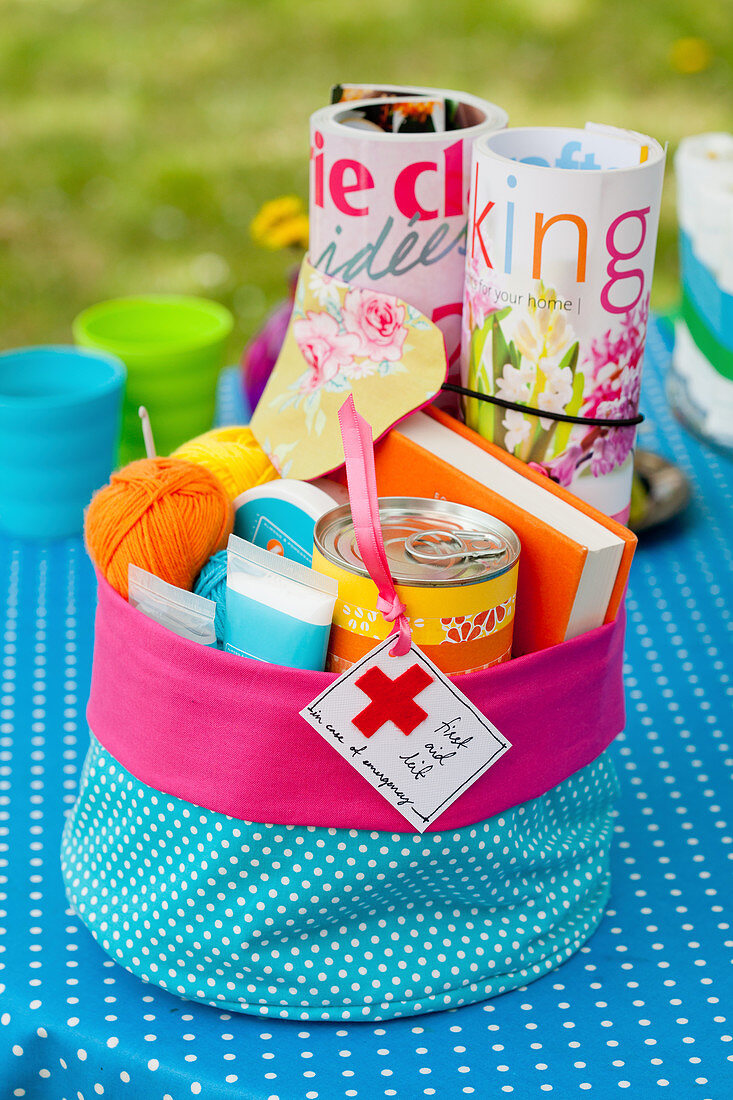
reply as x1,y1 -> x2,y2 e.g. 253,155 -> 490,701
461,123 -> 665,518
318,566 -> 517,642
309,89 -> 508,379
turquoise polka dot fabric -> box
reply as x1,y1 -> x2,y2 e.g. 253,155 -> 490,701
61,735 -> 619,1021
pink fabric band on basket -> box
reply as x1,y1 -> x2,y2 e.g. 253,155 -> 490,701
88,575 -> 626,832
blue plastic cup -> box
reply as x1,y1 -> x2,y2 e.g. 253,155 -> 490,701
0,346 -> 126,539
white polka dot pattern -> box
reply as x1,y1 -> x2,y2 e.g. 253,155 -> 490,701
2,323 -> 732,1095
61,736 -> 618,1021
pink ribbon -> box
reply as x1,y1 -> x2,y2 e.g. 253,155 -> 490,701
338,395 -> 412,657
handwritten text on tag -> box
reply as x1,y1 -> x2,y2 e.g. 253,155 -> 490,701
300,638 -> 511,831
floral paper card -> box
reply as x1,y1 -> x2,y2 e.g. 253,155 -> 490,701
250,257 -> 448,480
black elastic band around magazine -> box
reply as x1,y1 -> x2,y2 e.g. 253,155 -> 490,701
441,383 -> 645,428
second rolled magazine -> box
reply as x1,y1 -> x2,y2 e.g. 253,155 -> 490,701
461,123 -> 665,520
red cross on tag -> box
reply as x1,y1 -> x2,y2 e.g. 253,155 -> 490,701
301,637 -> 512,831
352,664 -> 434,738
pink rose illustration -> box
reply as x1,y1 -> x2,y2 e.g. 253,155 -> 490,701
465,257 -> 497,329
342,289 -> 408,363
293,311 -> 360,391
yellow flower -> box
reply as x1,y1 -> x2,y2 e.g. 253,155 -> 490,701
250,196 -> 309,250
669,37 -> 712,74
514,282 -> 570,361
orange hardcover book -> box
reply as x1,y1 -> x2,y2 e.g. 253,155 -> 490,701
371,408 -> 636,656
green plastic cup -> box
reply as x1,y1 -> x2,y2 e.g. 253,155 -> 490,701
73,295 -> 234,464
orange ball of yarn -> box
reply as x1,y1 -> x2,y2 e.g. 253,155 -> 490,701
85,457 -> 233,599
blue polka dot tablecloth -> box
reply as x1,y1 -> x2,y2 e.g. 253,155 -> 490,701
1,318 -> 732,1098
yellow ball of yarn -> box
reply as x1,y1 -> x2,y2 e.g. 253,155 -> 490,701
172,426 -> 278,501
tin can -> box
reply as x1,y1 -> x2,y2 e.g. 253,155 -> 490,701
312,497 -> 520,676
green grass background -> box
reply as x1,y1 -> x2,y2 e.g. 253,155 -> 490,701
1,0 -> 730,359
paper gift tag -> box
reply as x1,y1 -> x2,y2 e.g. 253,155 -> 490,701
300,637 -> 511,831
250,257 -> 448,480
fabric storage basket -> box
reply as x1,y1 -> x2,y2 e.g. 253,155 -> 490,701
61,576 -> 626,1022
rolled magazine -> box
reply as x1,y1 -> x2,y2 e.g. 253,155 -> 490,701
461,123 -> 665,520
309,86 -> 508,381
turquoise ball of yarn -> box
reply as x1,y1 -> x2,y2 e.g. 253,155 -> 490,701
194,549 -> 227,647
